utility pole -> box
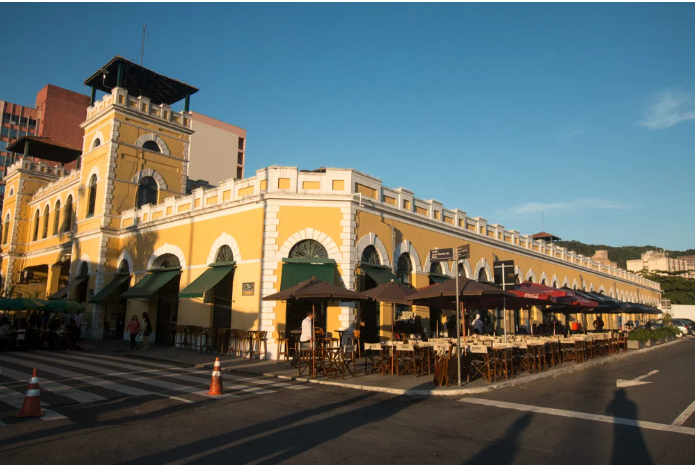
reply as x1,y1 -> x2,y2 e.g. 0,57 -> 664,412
140,26 -> 148,66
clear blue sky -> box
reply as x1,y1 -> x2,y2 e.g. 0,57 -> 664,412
4,3 -> 694,250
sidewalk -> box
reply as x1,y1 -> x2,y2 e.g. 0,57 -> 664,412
80,338 -> 687,397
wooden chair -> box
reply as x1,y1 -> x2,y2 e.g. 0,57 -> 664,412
492,343 -> 514,381
617,333 -> 628,352
214,328 -> 228,354
348,330 -> 361,358
254,331 -> 268,359
364,343 -> 385,375
397,343 -> 416,376
469,344 -> 495,383
414,346 -> 432,377
297,344 -> 315,377
275,331 -> 290,362
341,345 -> 357,379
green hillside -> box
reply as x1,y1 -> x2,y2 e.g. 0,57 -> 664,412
555,241 -> 695,270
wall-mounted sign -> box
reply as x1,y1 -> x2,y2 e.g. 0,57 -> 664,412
242,282 -> 255,296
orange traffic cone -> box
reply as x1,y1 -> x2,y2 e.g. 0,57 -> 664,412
16,368 -> 45,418
207,357 -> 223,396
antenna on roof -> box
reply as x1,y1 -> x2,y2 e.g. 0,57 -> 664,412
139,26 -> 148,66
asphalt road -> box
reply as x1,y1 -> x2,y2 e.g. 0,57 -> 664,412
1,339 -> 694,465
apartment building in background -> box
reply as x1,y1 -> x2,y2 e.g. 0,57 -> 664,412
0,84 -> 89,190
626,250 -> 695,280
591,250 -> 617,268
188,111 -> 246,186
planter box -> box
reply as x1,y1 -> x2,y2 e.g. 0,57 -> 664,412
627,340 -> 646,350
645,340 -> 653,348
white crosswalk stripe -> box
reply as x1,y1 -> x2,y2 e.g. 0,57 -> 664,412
9,352 -> 235,398
84,352 -> 310,390
53,352 -> 274,395
0,365 -> 107,403
1,353 -> 159,398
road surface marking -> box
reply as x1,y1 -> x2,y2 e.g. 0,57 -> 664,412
672,399 -> 695,426
154,393 -> 194,404
13,353 -> 227,397
459,397 -> 695,436
54,352 -> 273,395
616,369 -> 659,388
0,365 -> 107,404
3,353 -> 156,398
82,352 -> 310,390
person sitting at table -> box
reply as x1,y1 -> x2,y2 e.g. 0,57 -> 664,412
0,318 -> 16,351
484,315 -> 494,335
593,316 -> 605,332
517,325 -> 529,335
291,310 -> 313,368
473,314 -> 484,335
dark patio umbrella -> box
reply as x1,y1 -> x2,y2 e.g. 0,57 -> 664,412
408,277 -> 516,338
361,280 -> 418,374
262,277 -> 370,377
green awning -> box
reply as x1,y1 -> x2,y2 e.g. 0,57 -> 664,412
179,264 -> 235,299
49,276 -> 87,300
89,274 -> 131,303
429,273 -> 451,284
280,260 -> 336,290
361,263 -> 397,285
120,270 -> 180,300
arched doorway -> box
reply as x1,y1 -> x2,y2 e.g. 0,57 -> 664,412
211,245 -> 234,328
75,262 -> 90,304
284,239 -> 330,337
358,245 -> 382,343
153,253 -> 181,345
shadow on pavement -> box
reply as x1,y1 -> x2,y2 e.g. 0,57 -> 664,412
606,388 -> 653,465
461,413 -> 533,465
113,392 -> 423,465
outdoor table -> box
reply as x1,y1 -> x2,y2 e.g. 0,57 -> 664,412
334,329 -> 348,346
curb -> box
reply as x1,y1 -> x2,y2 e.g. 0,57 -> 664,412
233,338 -> 688,397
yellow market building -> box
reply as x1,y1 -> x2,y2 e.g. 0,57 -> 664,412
0,57 -> 662,358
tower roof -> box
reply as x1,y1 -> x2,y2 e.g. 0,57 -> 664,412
84,56 -> 199,106
531,231 -> 561,242
7,136 -> 81,164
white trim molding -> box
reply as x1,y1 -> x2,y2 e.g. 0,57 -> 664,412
474,258 -> 493,282
355,232 -> 391,267
117,249 -> 134,273
207,232 -> 242,265
135,133 -> 170,156
132,168 -> 168,190
394,240 -> 422,272
147,243 -> 187,270
278,228 -> 342,262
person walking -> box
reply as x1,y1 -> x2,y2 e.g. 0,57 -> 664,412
126,315 -> 141,350
291,310 -> 313,368
141,312 -> 152,350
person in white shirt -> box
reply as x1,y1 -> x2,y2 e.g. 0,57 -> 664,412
73,312 -> 84,340
291,310 -> 313,367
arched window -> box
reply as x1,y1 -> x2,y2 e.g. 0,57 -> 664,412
42,205 -> 49,239
289,239 -> 328,259
63,196 -> 73,232
92,138 -> 101,148
8,188 -> 13,197
360,245 -> 380,265
33,209 -> 40,241
53,200 -> 61,235
396,253 -> 412,285
154,253 -> 180,269
458,262 -> 466,278
136,176 -> 158,208
87,174 -> 97,217
430,262 -> 443,275
78,262 -> 89,277
477,267 -> 489,282
142,140 -> 161,152
215,245 -> 234,263
3,214 -> 10,244
118,260 -> 130,274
